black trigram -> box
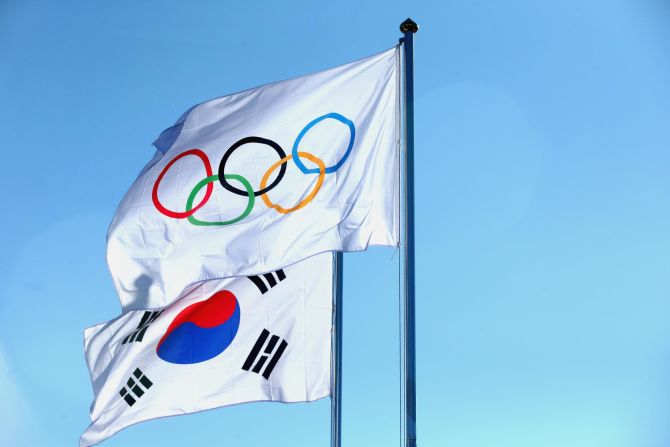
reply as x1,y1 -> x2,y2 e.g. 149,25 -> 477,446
122,310 -> 163,344
247,269 -> 286,294
119,368 -> 153,407
242,329 -> 288,379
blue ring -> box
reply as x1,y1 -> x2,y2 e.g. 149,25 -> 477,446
291,113 -> 355,174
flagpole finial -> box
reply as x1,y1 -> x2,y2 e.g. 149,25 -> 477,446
400,18 -> 419,34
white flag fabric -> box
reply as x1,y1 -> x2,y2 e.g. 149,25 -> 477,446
81,253 -> 333,447
107,47 -> 399,310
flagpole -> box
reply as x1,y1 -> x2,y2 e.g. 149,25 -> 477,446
331,251 -> 343,447
400,17 -> 419,447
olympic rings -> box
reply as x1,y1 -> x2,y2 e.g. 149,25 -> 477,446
292,113 -> 355,174
218,136 -> 287,197
260,152 -> 326,214
186,174 -> 255,226
152,149 -> 213,219
152,112 -> 355,226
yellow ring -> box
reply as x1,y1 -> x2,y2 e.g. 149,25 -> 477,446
260,151 -> 326,214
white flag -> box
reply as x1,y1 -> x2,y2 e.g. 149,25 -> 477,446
81,253 -> 333,447
107,47 -> 399,310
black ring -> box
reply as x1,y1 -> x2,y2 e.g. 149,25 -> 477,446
218,136 -> 287,197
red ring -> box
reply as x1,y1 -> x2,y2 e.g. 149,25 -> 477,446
152,149 -> 214,219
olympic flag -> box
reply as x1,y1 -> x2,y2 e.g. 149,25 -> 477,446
81,253 -> 333,447
107,47 -> 399,310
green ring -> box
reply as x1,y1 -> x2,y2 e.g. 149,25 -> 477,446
186,174 -> 255,226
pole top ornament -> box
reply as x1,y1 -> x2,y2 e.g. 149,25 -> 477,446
400,18 -> 419,34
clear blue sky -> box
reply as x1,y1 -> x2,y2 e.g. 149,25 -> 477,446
2,1 -> 670,446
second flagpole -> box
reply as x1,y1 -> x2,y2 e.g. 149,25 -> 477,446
400,17 -> 419,447
331,251 -> 343,447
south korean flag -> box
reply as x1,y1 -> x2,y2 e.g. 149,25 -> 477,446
80,253 -> 333,447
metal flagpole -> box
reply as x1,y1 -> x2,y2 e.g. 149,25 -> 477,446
331,251 -> 343,447
399,17 -> 419,447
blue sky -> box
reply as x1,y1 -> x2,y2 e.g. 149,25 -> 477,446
1,1 -> 670,446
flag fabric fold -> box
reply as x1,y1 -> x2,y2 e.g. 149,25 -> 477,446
81,253 -> 333,447
107,46 -> 399,310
